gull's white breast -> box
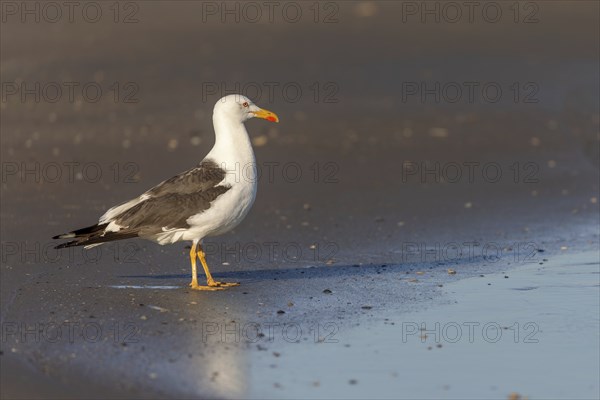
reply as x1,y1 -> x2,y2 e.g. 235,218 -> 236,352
184,162 -> 257,240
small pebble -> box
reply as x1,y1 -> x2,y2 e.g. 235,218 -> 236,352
252,135 -> 268,147
167,138 -> 178,150
429,127 -> 448,138
354,1 -> 378,17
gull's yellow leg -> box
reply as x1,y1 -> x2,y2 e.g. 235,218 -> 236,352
189,240 -> 221,291
198,243 -> 240,288
188,241 -> 237,291
189,241 -> 200,289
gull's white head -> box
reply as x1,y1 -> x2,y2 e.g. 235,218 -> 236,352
214,94 -> 279,124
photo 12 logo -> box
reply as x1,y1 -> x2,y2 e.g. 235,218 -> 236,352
212,161 -> 340,184
200,321 -> 339,344
1,241 -> 142,265
2,321 -> 141,344
396,241 -> 541,264
1,162 -> 140,184
203,241 -> 339,264
400,161 -> 540,184
202,82 -> 340,105
401,321 -> 540,344
200,2 -> 339,24
399,1 -> 540,24
2,81 -> 140,104
401,81 -> 539,104
1,1 -> 140,23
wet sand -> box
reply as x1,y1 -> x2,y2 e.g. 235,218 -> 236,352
1,1 -> 599,399
248,250 -> 599,399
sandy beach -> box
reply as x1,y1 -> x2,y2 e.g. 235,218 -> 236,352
1,1 -> 599,398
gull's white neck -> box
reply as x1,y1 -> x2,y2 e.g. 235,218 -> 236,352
207,111 -> 256,167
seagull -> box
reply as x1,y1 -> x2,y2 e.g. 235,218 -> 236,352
53,94 -> 279,290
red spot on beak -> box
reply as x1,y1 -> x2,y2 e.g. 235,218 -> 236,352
266,116 -> 277,122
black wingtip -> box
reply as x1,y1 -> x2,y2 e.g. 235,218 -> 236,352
54,240 -> 78,249
52,224 -> 107,241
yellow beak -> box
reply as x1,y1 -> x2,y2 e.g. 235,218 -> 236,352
253,108 -> 279,123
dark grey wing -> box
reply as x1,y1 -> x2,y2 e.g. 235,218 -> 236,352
114,159 -> 231,235
99,159 -> 228,224
145,159 -> 227,197
53,159 -> 232,248
115,185 -> 230,235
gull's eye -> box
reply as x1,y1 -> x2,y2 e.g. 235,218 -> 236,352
242,102 -> 249,108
